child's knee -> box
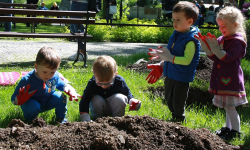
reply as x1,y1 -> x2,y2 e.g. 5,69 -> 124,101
21,99 -> 41,120
54,91 -> 67,105
90,95 -> 105,109
110,93 -> 128,107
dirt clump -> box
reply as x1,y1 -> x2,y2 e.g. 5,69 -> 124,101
126,56 -> 213,82
0,116 -> 240,150
127,56 -> 214,106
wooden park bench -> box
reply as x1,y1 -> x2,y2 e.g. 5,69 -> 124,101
0,3 -> 38,29
0,7 -> 96,67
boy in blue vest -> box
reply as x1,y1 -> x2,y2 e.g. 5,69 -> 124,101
146,1 -> 201,122
11,47 -> 81,124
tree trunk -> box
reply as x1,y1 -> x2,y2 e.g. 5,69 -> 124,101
239,0 -> 245,10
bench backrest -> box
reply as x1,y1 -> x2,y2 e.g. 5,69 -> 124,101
0,8 -> 96,24
0,3 -> 38,8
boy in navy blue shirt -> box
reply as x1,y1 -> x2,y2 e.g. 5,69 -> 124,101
79,55 -> 141,122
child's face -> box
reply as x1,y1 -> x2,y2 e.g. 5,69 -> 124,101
34,63 -> 58,81
94,73 -> 117,89
217,19 -> 237,38
172,11 -> 193,33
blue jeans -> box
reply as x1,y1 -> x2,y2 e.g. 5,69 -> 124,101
70,2 -> 88,50
21,91 -> 67,122
1,0 -> 13,31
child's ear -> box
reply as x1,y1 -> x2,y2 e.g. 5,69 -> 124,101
188,18 -> 194,26
115,72 -> 118,76
234,23 -> 238,28
34,63 -> 37,70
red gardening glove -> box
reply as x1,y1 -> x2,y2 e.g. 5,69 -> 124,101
196,32 -> 211,51
146,64 -> 163,84
15,84 -> 37,105
148,46 -> 164,60
64,84 -> 82,101
148,48 -> 161,60
129,99 -> 141,111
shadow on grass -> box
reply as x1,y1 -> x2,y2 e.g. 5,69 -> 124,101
242,134 -> 250,150
0,53 -> 149,70
0,60 -> 93,69
1,110 -> 24,128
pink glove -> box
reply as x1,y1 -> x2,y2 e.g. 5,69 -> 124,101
14,84 -> 37,105
146,64 -> 163,84
129,99 -> 141,111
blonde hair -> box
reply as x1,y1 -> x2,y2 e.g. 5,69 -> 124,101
93,55 -> 117,82
36,47 -> 61,69
216,6 -> 247,41
53,2 -> 57,6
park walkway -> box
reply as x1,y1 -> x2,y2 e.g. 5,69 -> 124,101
0,39 -> 167,64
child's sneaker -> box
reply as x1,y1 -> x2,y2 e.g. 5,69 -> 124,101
55,118 -> 68,124
223,129 -> 241,141
215,127 -> 230,136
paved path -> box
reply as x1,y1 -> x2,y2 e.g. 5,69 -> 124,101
0,39 -> 168,64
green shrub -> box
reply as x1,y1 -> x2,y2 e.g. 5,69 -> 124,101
244,20 -> 250,60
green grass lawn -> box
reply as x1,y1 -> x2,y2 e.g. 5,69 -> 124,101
0,51 -> 250,148
0,10 -> 249,147
0,21 -> 65,33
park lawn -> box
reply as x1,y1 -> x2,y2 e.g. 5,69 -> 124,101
0,52 -> 249,148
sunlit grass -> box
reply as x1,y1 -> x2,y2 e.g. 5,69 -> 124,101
0,53 -> 249,148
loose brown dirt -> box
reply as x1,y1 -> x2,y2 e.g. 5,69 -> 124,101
0,56 -> 245,149
0,116 -> 240,149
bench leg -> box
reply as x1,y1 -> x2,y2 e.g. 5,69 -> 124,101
82,42 -> 87,68
72,38 -> 88,68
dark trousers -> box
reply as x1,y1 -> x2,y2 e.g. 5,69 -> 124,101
26,2 -> 37,27
164,76 -> 189,122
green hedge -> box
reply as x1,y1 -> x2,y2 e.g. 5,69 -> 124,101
86,18 -> 224,44
64,18 -> 250,60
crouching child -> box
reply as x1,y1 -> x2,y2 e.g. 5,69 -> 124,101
79,55 -> 141,122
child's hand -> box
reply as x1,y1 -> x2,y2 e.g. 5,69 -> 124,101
129,98 -> 141,111
64,84 -> 82,101
148,47 -> 174,62
194,32 -> 213,56
146,64 -> 163,84
205,35 -> 226,59
80,112 -> 92,122
14,84 -> 37,105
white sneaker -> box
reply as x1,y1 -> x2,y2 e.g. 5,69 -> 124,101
68,52 -> 88,61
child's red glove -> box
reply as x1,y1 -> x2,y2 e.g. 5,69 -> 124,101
129,99 -> 141,111
196,32 -> 211,51
64,84 -> 82,101
148,46 -> 163,60
146,64 -> 163,84
14,84 -> 37,105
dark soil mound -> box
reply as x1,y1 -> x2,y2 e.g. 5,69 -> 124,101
126,56 -> 213,82
147,86 -> 214,107
0,116 -> 240,149
127,56 -> 214,106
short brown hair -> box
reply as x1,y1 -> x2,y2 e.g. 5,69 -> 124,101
93,55 -> 117,82
173,1 -> 199,24
35,47 -> 61,69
